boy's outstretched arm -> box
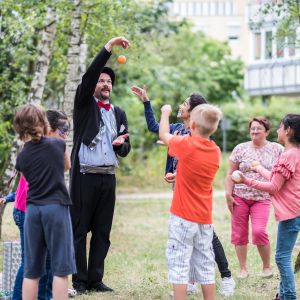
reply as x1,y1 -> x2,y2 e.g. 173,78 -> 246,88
159,105 -> 173,146
131,85 -> 160,133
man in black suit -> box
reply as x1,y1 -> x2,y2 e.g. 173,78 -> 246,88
70,37 -> 131,294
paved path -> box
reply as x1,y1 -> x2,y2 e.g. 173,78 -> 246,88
117,190 -> 225,201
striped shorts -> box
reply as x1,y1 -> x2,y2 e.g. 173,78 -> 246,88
166,214 -> 215,285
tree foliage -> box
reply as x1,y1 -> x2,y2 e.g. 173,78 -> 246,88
251,0 -> 300,45
0,0 -> 244,176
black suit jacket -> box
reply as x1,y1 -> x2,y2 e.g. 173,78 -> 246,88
70,46 -> 131,225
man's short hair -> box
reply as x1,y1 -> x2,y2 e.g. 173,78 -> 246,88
188,93 -> 207,112
101,67 -> 115,85
191,104 -> 223,136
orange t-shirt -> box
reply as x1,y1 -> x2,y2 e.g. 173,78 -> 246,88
168,135 -> 221,224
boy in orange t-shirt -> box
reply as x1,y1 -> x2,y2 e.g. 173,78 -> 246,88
159,103 -> 222,300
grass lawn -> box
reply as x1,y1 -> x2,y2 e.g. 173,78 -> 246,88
2,195 -> 300,299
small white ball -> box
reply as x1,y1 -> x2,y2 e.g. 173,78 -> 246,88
231,170 -> 242,183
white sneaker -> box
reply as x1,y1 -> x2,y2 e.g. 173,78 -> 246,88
68,288 -> 77,297
219,277 -> 235,297
187,283 -> 199,295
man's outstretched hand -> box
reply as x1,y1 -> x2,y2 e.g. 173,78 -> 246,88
131,85 -> 149,103
105,37 -> 130,52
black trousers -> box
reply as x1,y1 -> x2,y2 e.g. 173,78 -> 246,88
213,231 -> 232,278
72,173 -> 116,289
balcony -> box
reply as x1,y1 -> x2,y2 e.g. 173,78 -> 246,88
245,58 -> 300,96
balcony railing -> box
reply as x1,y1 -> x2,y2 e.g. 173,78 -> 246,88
245,58 -> 300,96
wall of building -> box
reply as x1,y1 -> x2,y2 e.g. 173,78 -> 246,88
168,0 -> 250,63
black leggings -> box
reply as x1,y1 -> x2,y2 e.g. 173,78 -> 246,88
213,231 -> 231,278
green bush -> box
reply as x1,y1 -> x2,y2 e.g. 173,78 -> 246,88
214,98 -> 300,151
116,97 -> 300,192
0,121 -> 14,175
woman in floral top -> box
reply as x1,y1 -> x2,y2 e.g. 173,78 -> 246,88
234,114 -> 300,300
225,117 -> 283,279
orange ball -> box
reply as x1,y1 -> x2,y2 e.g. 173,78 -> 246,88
117,55 -> 126,64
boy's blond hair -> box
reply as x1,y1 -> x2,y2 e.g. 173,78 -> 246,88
191,104 -> 223,136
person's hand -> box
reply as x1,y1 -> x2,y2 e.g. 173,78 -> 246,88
251,160 -> 261,172
131,85 -> 149,103
161,105 -> 172,116
156,140 -> 165,145
226,194 -> 238,214
0,198 -> 6,205
112,133 -> 129,146
231,170 -> 246,184
105,37 -> 130,52
164,172 -> 176,183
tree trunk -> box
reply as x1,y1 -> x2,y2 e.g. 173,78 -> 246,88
28,6 -> 57,105
62,0 -> 82,116
62,0 -> 85,188
0,6 -> 57,239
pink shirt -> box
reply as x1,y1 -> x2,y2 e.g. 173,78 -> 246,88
244,148 -> 300,221
230,141 -> 283,200
14,175 -> 28,212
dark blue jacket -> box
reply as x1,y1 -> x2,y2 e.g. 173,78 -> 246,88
143,101 -> 189,174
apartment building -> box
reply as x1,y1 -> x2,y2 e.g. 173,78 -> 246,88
245,0 -> 300,97
168,0 -> 250,63
167,0 -> 300,98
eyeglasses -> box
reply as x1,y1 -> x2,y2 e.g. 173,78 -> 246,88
58,125 -> 70,138
250,127 -> 265,132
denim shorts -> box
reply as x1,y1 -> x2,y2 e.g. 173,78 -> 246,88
166,214 -> 215,285
24,204 -> 76,278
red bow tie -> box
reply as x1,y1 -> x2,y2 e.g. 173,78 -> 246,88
98,101 -> 111,111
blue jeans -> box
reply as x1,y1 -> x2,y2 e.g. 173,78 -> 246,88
12,208 -> 53,300
276,216 -> 300,300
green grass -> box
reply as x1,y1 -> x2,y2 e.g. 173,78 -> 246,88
2,196 -> 300,299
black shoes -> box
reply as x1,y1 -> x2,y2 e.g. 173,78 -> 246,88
73,285 -> 88,295
90,282 -> 114,292
74,282 -> 114,294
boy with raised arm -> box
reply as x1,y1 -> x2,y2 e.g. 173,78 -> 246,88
159,103 -> 222,300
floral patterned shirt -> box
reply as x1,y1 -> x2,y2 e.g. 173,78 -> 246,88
230,141 -> 283,200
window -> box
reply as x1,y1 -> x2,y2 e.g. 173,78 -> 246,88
217,1 -> 225,15
180,2 -> 187,17
288,33 -> 296,57
195,2 -> 202,15
276,36 -> 285,58
225,1 -> 233,16
254,33 -> 261,60
187,2 -> 194,16
210,2 -> 217,15
228,25 -> 240,40
265,31 -> 273,59
203,2 -> 208,15
172,2 -> 180,15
